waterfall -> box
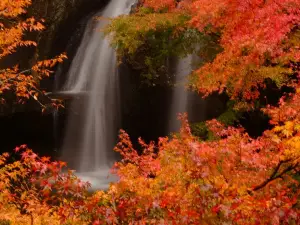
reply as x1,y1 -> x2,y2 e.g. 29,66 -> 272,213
168,55 -> 193,133
59,0 -> 136,189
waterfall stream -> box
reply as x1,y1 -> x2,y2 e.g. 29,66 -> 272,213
168,56 -> 193,133
58,0 -> 136,189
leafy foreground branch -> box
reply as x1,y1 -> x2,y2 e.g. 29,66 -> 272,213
0,0 -> 66,111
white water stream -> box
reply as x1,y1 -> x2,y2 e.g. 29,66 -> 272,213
168,55 -> 193,133
60,0 -> 136,189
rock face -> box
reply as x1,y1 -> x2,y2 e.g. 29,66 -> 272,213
30,0 -> 109,60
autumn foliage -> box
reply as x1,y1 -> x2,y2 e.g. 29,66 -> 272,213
0,0 -> 66,110
187,0 -> 300,106
1,0 -> 300,224
105,109 -> 300,223
0,145 -> 90,224
143,0 -> 176,11
109,0 -> 300,108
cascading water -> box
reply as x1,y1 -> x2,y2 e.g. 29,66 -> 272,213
58,0 -> 136,189
168,55 -> 193,133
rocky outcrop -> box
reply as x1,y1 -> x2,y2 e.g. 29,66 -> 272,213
29,0 -> 109,60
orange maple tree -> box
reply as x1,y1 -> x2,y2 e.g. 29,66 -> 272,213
0,145 -> 90,225
0,0 -> 66,110
126,0 -> 300,108
186,0 -> 300,104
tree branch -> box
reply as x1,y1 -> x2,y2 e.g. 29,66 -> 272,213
252,161 -> 298,191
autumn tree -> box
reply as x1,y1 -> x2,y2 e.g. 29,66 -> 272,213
0,145 -> 90,225
106,0 -> 300,108
0,0 -> 66,110
0,2 -> 71,223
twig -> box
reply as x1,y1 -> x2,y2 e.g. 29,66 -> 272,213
252,161 -> 298,191
26,88 -> 45,108
0,69 -> 32,85
27,82 -> 55,104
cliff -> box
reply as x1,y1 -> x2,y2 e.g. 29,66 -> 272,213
30,0 -> 109,60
